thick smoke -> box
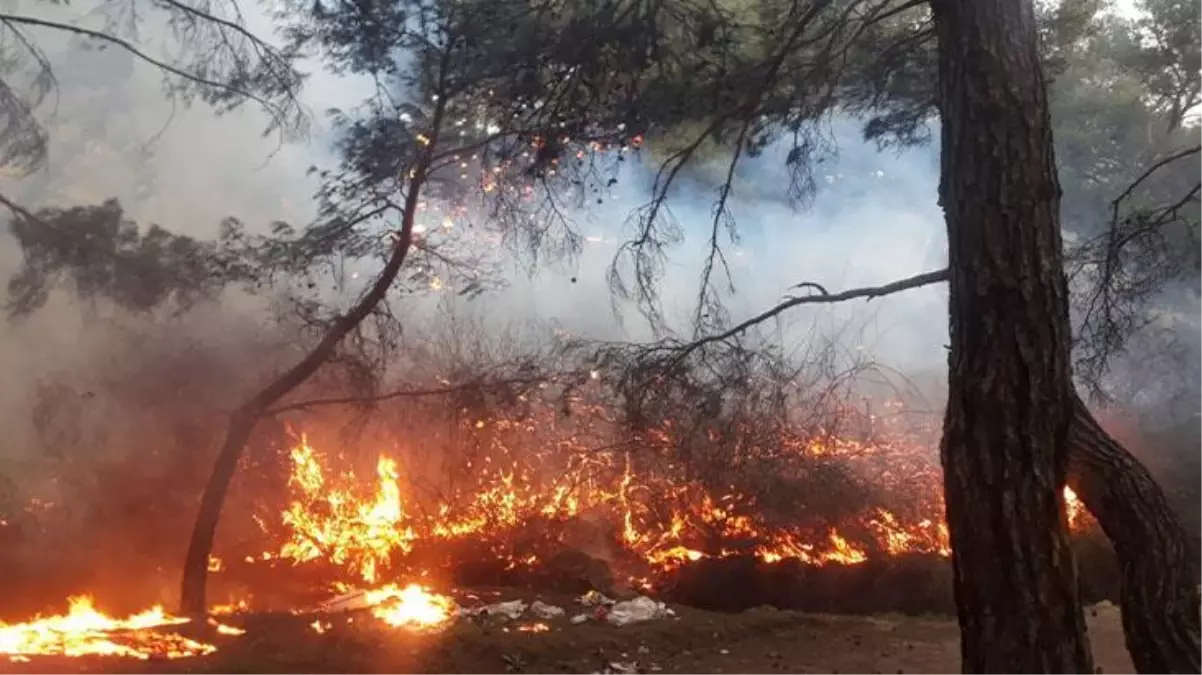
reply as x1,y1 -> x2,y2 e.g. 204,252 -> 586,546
0,1 -> 958,445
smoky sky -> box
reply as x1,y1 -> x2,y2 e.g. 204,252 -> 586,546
0,0 -> 1196,463
488,127 -> 949,361
0,2 -> 955,378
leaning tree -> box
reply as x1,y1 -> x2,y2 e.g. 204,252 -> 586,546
175,0 -> 668,613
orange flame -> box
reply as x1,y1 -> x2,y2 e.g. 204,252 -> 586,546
0,597 -> 216,660
364,584 -> 457,630
252,426 -> 1092,589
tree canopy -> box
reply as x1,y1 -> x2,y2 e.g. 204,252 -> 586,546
6,0 -> 1196,358
0,0 -> 309,176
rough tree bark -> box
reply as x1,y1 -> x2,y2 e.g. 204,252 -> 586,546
930,0 -> 1094,671
730,271 -> 1201,671
178,105 -> 445,616
1068,399 -> 1202,673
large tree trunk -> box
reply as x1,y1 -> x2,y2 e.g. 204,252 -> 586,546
930,0 -> 1094,671
1068,399 -> 1202,673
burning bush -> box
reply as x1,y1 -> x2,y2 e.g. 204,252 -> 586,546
197,323 -> 1084,614
0,306 -> 1126,619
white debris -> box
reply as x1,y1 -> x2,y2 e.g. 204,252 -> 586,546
472,599 -> 528,621
605,596 -> 672,626
570,613 -> 590,625
529,600 -> 566,619
318,589 -> 375,613
578,590 -> 615,607
603,661 -> 638,674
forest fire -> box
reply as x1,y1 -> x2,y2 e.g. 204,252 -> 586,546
0,387 -> 1098,659
234,430 -> 1091,596
0,418 -> 1100,669
0,597 -> 215,661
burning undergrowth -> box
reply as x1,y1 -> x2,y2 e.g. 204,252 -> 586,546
0,313 -> 1113,663
207,412 -> 1099,620
203,336 -> 1095,616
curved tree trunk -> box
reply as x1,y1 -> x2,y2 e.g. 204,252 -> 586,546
179,229 -> 420,616
930,0 -> 1093,670
1068,399 -> 1202,673
178,116 -> 443,616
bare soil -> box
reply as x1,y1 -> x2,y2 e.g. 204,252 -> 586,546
0,591 -> 1133,674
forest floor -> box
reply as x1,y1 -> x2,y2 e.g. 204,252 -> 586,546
0,590 -> 1132,674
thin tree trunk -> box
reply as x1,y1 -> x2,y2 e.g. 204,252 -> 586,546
178,107 -> 444,616
178,230 -> 418,616
930,0 -> 1093,670
1068,398 -> 1202,673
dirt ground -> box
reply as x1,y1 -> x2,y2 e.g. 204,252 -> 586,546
1,590 -> 1133,674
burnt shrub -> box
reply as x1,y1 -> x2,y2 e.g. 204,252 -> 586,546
666,553 -> 955,615
666,540 -> 1127,617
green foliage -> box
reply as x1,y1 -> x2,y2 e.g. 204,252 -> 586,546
1047,6 -> 1201,388
5,199 -> 255,316
1123,0 -> 1200,128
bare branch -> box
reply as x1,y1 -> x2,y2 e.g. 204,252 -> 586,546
1109,144 -> 1201,213
265,374 -> 561,416
1073,143 -> 1202,389
670,268 -> 949,362
0,189 -> 42,224
0,12 -> 298,129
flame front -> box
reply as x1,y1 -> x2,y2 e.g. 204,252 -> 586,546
252,427 -> 1093,589
279,441 -> 417,584
0,596 -> 215,660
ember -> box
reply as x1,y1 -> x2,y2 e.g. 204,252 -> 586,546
0,596 -> 216,660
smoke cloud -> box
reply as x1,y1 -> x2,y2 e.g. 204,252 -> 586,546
1,1 -> 958,392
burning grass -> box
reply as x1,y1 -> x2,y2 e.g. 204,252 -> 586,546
0,402 -> 1103,667
317,584 -> 459,631
0,597 -> 215,661
212,405 -> 1091,614
0,323 -> 1107,662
